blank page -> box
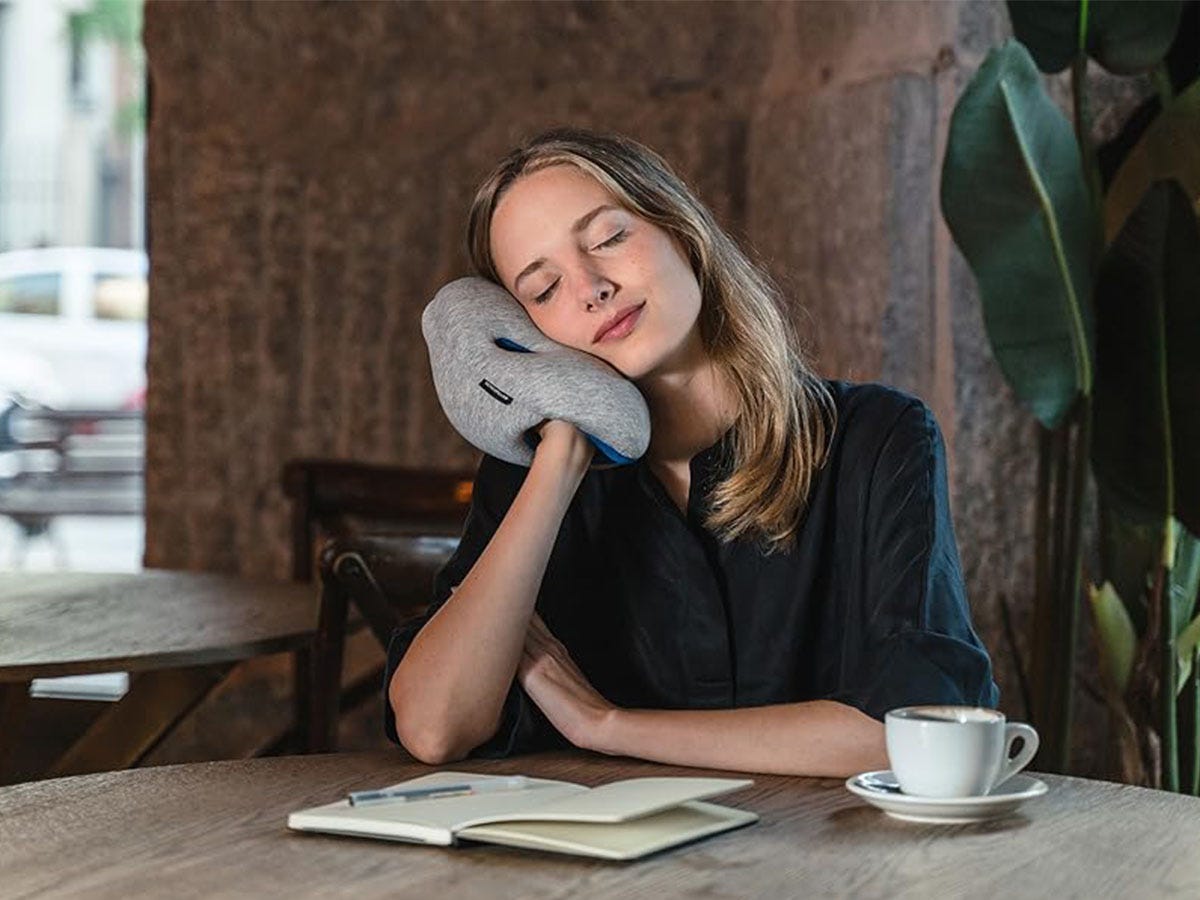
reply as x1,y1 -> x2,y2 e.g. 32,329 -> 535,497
462,777 -> 754,826
458,801 -> 760,860
287,772 -> 580,845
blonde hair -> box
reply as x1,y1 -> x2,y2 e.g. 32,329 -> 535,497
465,127 -> 836,554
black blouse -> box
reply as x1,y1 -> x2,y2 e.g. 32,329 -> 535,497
383,378 -> 1000,758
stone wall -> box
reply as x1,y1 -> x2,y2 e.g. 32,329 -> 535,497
143,0 -> 1124,774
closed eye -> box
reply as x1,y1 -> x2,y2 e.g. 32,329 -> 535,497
532,230 -> 628,305
597,229 -> 628,250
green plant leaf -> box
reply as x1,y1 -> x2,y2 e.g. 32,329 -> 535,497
1089,580 -> 1137,693
1176,611 -> 1200,694
941,39 -> 1095,428
1007,1 -> 1184,75
1006,1 -> 1080,74
1098,488 -> 1160,633
1179,612 -> 1200,665
1172,524 -> 1200,638
1105,79 -> 1200,245
1088,0 -> 1185,75
1092,181 -> 1200,534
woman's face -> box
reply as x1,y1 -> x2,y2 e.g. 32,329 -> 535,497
489,164 -> 703,380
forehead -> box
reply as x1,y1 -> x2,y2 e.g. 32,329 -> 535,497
490,166 -> 620,278
495,165 -> 613,224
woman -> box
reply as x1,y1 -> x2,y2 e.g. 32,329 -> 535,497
386,127 -> 999,777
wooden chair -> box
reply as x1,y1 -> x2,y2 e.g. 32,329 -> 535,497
281,460 -> 474,752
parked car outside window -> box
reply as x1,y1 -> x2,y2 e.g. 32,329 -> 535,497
0,247 -> 147,410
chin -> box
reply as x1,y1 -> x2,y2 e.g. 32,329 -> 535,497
584,339 -> 642,377
623,329 -> 697,382
606,351 -> 658,382
591,324 -> 680,382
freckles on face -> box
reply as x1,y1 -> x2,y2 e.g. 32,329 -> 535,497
489,165 -> 704,378
489,166 -> 623,347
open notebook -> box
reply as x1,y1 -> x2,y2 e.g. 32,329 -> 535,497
287,771 -> 759,861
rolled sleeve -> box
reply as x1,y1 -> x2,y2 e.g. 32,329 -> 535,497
828,400 -> 1001,721
381,454 -> 563,758
831,628 -> 999,722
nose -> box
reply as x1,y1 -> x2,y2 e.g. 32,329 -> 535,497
581,271 -> 615,311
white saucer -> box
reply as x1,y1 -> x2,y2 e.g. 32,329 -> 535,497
844,770 -> 1048,824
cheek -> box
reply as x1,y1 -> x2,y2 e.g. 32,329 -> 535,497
645,241 -> 700,310
658,277 -> 702,330
531,307 -> 586,350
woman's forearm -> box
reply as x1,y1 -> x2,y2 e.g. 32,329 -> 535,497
390,435 -> 590,763
593,700 -> 888,777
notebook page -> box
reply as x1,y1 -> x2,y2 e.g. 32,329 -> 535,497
286,772 -> 580,846
458,777 -> 754,827
457,800 -> 760,860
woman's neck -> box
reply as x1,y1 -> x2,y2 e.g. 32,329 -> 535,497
635,337 -> 739,467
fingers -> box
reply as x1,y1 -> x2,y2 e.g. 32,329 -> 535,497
526,612 -> 560,653
517,646 -> 535,680
521,617 -> 555,674
518,620 -> 546,670
522,614 -> 580,678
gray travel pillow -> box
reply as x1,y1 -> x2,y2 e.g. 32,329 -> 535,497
421,276 -> 651,468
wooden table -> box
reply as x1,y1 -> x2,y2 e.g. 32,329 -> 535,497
1,750 -> 1197,898
0,571 -> 319,783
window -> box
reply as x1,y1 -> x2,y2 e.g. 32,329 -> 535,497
0,273 -> 61,316
92,273 -> 147,321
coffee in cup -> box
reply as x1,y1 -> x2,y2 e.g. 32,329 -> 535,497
884,705 -> 1038,798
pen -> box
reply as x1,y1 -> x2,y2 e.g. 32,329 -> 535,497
348,775 -> 531,807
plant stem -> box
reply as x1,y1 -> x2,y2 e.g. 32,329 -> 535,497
1191,647 -> 1200,795
1153,120 -> 1179,782
1070,50 -> 1105,263
1158,520 -> 1179,792
1033,422 -> 1052,726
1000,592 -> 1034,723
1038,419 -> 1074,771
1053,423 -> 1070,610
1060,396 -> 1091,772
1181,642 -> 1200,795
1037,402 -> 1087,774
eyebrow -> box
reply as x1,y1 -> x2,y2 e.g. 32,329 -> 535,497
512,204 -> 620,293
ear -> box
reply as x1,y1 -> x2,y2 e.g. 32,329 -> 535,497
421,276 -> 651,468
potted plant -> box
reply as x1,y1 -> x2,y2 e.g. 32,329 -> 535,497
940,0 -> 1200,791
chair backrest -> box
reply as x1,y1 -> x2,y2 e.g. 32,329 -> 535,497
317,532 -> 462,648
281,459 -> 475,583
281,458 -> 476,754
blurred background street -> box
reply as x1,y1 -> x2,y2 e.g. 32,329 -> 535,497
0,514 -> 141,571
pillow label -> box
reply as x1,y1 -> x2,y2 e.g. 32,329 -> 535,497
479,380 -> 514,405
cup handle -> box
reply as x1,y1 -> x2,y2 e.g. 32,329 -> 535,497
994,723 -> 1039,789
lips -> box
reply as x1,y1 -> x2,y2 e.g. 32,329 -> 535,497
593,302 -> 646,344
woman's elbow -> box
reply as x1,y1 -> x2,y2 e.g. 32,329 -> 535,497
400,729 -> 468,766
393,703 -> 468,764
389,673 -> 472,765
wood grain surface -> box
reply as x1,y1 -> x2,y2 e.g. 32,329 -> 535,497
0,572 -> 319,680
1,750 -> 1197,898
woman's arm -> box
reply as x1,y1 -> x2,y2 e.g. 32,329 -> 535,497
518,613 -> 888,778
388,420 -> 592,764
593,702 -> 887,777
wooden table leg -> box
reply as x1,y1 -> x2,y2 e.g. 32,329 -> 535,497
0,681 -> 31,786
46,664 -> 230,779
293,646 -> 312,754
308,576 -> 349,754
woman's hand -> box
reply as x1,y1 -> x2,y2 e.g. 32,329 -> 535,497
531,419 -> 593,482
517,612 -> 618,752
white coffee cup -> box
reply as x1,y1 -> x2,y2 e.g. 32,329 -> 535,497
884,705 -> 1039,798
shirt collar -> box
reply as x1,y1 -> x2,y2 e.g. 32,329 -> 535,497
633,423 -> 737,510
